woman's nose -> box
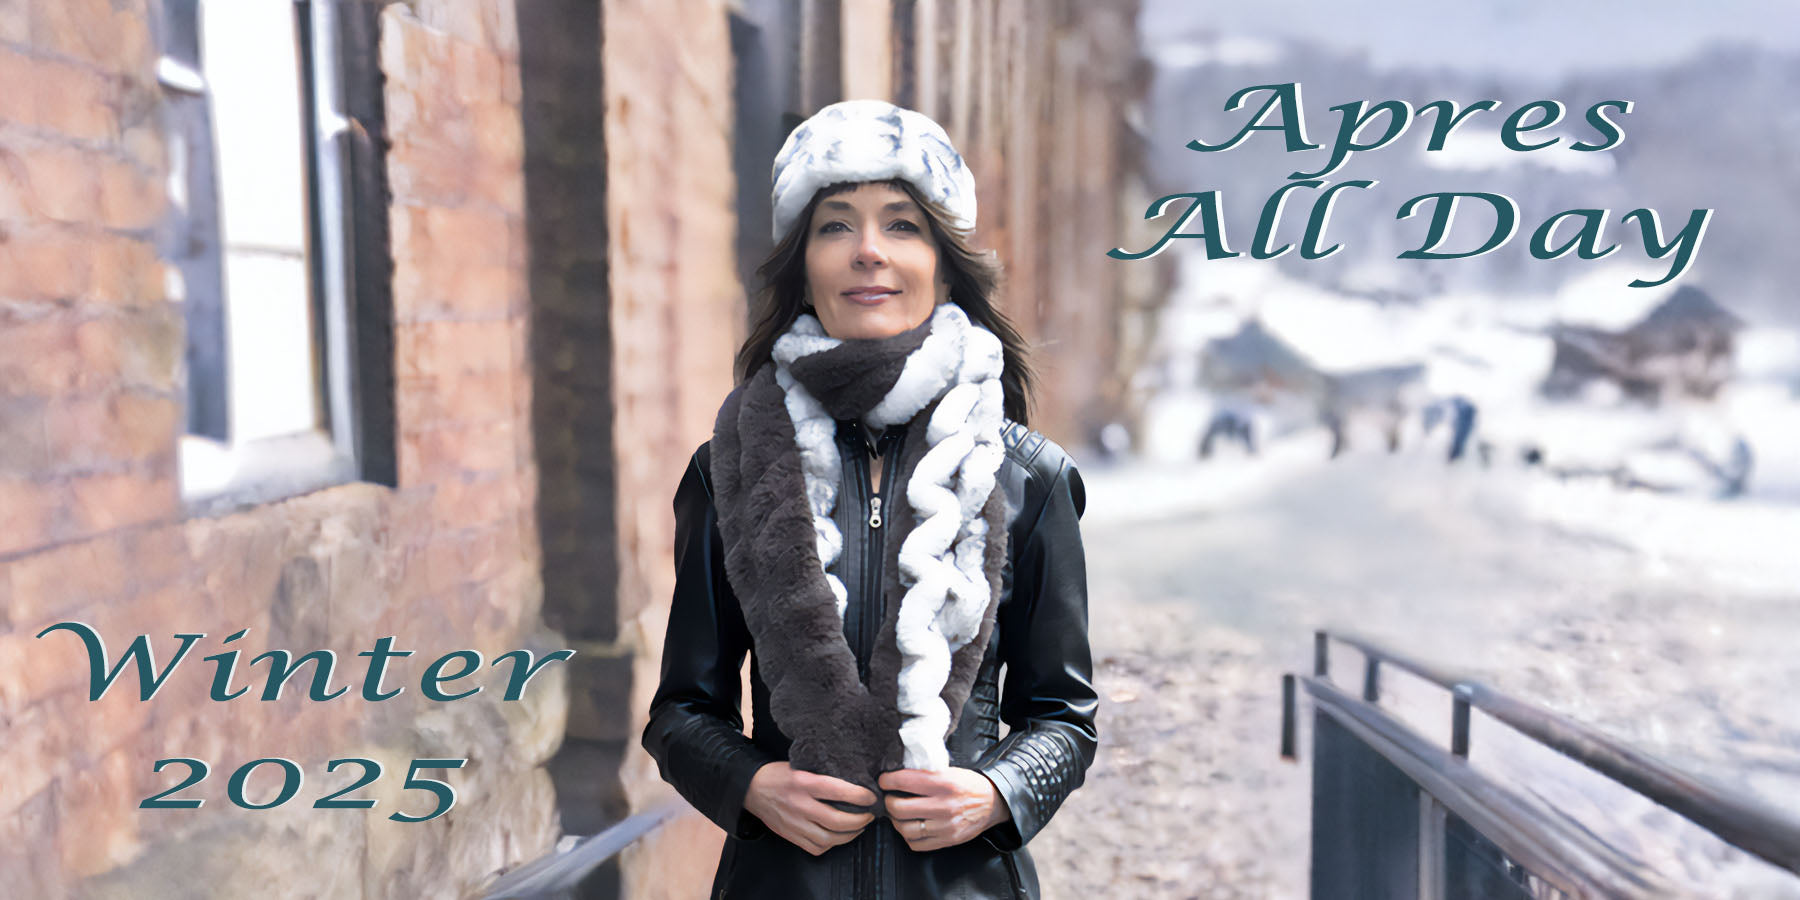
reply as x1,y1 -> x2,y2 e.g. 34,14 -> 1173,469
854,231 -> 888,267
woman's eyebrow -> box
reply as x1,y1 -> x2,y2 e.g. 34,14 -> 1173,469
817,199 -> 919,214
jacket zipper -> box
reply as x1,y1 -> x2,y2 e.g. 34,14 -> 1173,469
854,426 -> 902,900
852,425 -> 901,683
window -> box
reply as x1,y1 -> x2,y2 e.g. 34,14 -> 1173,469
797,0 -> 841,115
162,0 -> 394,509
730,0 -> 800,300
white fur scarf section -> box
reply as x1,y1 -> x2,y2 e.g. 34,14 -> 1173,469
771,303 -> 1007,770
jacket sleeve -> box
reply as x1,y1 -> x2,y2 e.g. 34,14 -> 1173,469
642,448 -> 777,839
975,453 -> 1099,851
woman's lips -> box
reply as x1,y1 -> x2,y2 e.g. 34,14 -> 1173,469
843,289 -> 899,305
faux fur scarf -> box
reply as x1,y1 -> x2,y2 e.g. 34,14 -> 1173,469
710,303 -> 1009,796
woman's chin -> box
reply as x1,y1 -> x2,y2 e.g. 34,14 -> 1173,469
823,310 -> 922,341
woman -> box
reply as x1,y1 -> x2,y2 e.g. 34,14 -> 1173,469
643,100 -> 1096,900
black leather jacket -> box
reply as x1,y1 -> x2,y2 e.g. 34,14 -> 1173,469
643,419 -> 1098,899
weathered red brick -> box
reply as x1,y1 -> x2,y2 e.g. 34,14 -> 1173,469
450,36 -> 498,106
452,260 -> 522,317
396,319 -> 514,379
87,234 -> 163,307
66,469 -> 176,536
399,200 -> 514,275
0,0 -> 27,45
0,544 -> 11,625
7,531 -> 129,623
98,158 -> 161,230
43,393 -> 112,468
74,309 -> 181,393
385,7 -> 453,80
49,73 -> 120,143
388,138 -> 476,207
120,121 -> 165,173
44,389 -> 177,471
0,690 -> 79,817
0,620 -> 91,717
0,156 -> 24,224
122,524 -> 187,594
0,782 -> 67,897
33,0 -> 153,78
0,48 -> 35,126
474,154 -> 526,213
190,519 -> 286,627
0,475 -> 59,557
416,0 -> 502,54
107,389 -> 178,459
16,144 -> 102,224
428,472 -> 519,529
124,308 -> 183,391
422,522 -> 514,594
429,206 -> 512,264
398,368 -> 518,431
385,536 -> 433,608
69,313 -> 123,385
0,49 -> 118,141
57,741 -> 143,878
398,420 -> 518,483
83,588 -> 237,722
468,566 -> 539,646
393,214 -> 523,321
139,662 -> 241,772
0,228 -> 92,301
0,394 -> 49,473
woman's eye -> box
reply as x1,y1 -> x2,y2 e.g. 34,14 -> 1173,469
889,220 -> 920,233
817,221 -> 849,234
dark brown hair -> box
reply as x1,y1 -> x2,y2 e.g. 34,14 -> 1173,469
734,179 -> 1036,425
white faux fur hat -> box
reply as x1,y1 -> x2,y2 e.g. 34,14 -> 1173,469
770,100 -> 977,241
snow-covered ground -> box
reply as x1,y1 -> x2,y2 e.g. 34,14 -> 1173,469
1134,257 -> 1800,507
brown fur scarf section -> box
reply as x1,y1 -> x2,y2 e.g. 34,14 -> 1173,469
710,365 -> 891,792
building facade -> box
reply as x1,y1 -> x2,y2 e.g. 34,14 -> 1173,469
0,1 -> 1143,897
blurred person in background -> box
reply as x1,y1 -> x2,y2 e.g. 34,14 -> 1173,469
642,101 -> 1098,899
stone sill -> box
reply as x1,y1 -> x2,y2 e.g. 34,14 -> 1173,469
179,429 -> 366,517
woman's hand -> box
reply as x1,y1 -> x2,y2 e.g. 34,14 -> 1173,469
743,762 -> 878,856
879,767 -> 1012,853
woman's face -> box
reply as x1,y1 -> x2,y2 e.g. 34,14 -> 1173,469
803,182 -> 948,341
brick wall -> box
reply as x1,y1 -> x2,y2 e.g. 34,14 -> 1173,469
598,3 -> 746,898
0,0 -> 1146,896
0,1 -> 564,897
607,2 -> 1145,897
906,0 -> 1146,445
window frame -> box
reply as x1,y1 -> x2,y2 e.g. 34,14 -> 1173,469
163,0 -> 395,514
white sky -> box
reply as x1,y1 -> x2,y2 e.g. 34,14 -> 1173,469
1142,0 -> 1800,80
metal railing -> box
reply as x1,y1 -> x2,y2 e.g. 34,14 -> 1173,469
1284,629 -> 1800,899
479,801 -> 685,900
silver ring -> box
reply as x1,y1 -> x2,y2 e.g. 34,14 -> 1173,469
915,819 -> 926,838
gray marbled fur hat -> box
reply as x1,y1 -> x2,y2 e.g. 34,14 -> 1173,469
771,100 -> 977,240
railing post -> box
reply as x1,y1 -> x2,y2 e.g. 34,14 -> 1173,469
1418,793 -> 1447,900
1451,686 -> 1471,758
1315,630 -> 1329,677
1363,656 -> 1381,703
1281,673 -> 1297,761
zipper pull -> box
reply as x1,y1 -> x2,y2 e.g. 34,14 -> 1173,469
869,496 -> 883,529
